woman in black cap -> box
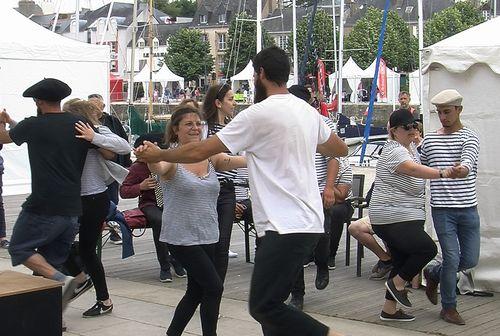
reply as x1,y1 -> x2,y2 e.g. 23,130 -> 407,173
368,109 -> 459,322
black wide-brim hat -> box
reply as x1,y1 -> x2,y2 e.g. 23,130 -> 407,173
22,78 -> 72,102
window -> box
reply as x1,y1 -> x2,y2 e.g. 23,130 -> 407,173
218,56 -> 225,71
218,13 -> 226,23
137,38 -> 145,49
152,37 -> 159,50
277,35 -> 288,50
201,34 -> 208,43
199,14 -> 207,24
218,33 -> 227,51
482,10 -> 490,20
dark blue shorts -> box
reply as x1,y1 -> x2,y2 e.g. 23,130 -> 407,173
8,209 -> 79,268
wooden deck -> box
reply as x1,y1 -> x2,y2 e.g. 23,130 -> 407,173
1,193 -> 498,336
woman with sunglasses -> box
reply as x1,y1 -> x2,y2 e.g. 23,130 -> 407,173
202,83 -> 238,283
368,109 -> 459,322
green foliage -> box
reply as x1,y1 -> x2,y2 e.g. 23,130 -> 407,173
222,12 -> 275,77
424,1 -> 485,47
344,7 -> 418,72
155,0 -> 197,18
288,10 -> 337,75
165,28 -> 214,82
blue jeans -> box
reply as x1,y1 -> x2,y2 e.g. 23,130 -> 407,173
430,206 -> 480,309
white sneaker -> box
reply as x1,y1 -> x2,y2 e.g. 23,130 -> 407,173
62,276 -> 79,311
228,250 -> 238,258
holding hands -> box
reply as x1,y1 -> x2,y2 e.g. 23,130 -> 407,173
0,109 -> 16,127
134,140 -> 163,163
441,163 -> 469,179
139,177 -> 157,191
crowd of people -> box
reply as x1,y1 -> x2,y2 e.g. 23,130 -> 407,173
0,45 -> 481,335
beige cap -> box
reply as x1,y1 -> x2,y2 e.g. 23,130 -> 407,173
430,89 -> 463,106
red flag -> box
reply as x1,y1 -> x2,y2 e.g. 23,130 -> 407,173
377,58 -> 387,101
317,59 -> 326,97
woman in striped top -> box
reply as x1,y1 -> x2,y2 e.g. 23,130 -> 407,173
138,105 -> 245,336
369,109 -> 459,322
203,83 -> 238,283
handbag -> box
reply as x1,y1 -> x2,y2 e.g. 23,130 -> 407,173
123,208 -> 147,237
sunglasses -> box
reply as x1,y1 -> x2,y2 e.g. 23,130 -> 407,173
399,122 -> 419,131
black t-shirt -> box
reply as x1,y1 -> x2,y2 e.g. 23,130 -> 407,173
9,112 -> 93,216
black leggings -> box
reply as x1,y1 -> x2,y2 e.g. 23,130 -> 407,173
79,192 -> 110,301
142,205 -> 171,270
372,220 -> 437,301
166,243 -> 223,336
214,182 -> 236,283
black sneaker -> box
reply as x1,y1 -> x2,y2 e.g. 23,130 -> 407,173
289,295 -> 304,311
380,309 -> 415,322
327,257 -> 336,270
171,260 -> 187,278
109,231 -> 122,245
370,260 -> 392,280
385,278 -> 412,308
160,269 -> 173,283
69,277 -> 94,302
82,301 -> 113,318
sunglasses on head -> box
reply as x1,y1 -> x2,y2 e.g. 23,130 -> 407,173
216,83 -> 228,98
400,122 -> 419,131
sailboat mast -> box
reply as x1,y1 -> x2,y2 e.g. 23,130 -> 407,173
148,0 -> 154,129
257,0 -> 262,53
338,0 -> 344,115
417,0 -> 423,117
129,0 -> 138,103
292,0 -> 298,84
75,0 -> 80,40
331,0 -> 337,99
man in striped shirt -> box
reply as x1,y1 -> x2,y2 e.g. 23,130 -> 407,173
421,89 -> 480,326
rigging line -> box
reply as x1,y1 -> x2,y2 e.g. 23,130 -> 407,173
233,0 -> 247,77
226,0 -> 243,78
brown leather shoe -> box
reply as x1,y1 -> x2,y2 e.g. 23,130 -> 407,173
440,308 -> 465,325
424,268 -> 438,305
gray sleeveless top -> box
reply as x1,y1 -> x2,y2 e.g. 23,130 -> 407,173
160,161 -> 220,246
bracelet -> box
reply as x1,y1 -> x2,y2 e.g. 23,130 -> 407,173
439,169 -> 444,178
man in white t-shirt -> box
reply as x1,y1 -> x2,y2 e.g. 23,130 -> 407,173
135,46 -> 347,336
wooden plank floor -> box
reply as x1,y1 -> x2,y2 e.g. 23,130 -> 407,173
1,194 -> 498,336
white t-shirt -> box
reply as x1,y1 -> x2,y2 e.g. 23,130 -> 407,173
217,93 -> 332,237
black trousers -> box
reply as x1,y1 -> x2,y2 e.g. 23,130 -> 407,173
166,243 -> 223,336
249,231 -> 329,336
80,192 -> 110,301
328,202 -> 353,259
372,220 -> 437,301
142,205 -> 171,271
214,182 -> 236,283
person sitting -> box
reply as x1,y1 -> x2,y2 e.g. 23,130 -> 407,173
120,133 -> 186,282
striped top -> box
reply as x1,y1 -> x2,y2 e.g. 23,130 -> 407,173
160,162 -> 220,246
369,140 -> 425,225
334,157 -> 353,199
234,167 -> 249,201
209,123 -> 237,182
420,127 -> 479,208
316,117 -> 337,193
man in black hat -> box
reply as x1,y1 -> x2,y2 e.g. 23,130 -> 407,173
0,78 -> 93,310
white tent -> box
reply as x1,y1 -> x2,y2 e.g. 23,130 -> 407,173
408,70 -> 421,105
362,59 -> 401,104
230,61 -> 254,93
422,17 -> 500,292
0,6 -> 110,196
134,63 -> 184,98
328,57 -> 365,103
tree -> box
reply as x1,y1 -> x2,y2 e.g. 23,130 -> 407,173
150,0 -> 197,18
222,12 -> 275,77
288,10 -> 337,75
344,7 -> 418,72
165,28 -> 214,82
424,1 -> 484,47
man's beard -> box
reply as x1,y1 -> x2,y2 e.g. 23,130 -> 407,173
36,107 -> 42,116
254,77 -> 267,103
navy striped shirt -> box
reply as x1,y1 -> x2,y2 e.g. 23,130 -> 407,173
420,127 -> 479,208
316,117 -> 337,192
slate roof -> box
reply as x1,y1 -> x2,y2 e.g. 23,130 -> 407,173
190,0 -> 258,28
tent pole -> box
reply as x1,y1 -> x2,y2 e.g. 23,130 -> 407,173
359,0 -> 390,165
332,0 -> 338,101
338,0 -> 344,115
52,0 -> 62,32
75,0 -> 80,40
147,0 -> 154,131
292,0 -> 298,84
418,0 -> 424,117
129,0 -> 138,104
101,1 -> 115,45
257,0 -> 262,53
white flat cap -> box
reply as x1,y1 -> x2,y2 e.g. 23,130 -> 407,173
431,89 -> 463,106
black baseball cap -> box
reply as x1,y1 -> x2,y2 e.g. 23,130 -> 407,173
389,109 -> 416,128
23,78 -> 72,102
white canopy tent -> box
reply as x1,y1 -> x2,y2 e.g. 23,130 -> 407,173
230,61 -> 254,93
422,17 -> 500,292
408,70 -> 421,105
328,57 -> 365,103
362,59 -> 401,104
134,63 -> 184,98
0,6 -> 110,195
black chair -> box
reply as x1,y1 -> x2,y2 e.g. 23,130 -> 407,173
345,174 -> 369,277
233,179 -> 256,263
